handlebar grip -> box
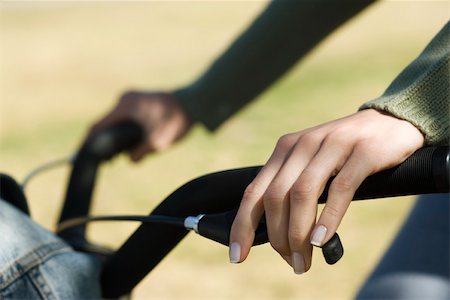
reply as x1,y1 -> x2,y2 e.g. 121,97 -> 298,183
197,209 -> 268,246
197,208 -> 340,265
78,121 -> 144,161
58,121 -> 143,245
318,146 -> 449,203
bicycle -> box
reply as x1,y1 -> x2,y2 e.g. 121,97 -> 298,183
1,121 -> 448,298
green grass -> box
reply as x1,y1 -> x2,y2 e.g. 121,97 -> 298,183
1,1 -> 447,299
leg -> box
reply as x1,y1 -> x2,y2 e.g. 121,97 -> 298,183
0,199 -> 103,299
356,193 -> 450,299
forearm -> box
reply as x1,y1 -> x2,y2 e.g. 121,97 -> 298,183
360,21 -> 450,146
175,0 -> 375,131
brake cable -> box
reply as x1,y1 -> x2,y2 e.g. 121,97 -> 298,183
21,155 -> 74,191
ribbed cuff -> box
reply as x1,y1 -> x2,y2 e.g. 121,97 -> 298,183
359,58 -> 449,146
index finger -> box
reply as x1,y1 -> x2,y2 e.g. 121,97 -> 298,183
229,134 -> 299,263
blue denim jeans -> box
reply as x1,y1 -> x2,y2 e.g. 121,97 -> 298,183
0,199 -> 102,299
357,193 -> 450,299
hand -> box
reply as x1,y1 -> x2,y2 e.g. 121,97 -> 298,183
229,109 -> 424,274
89,91 -> 193,161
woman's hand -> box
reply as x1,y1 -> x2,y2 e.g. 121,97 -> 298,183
229,109 -> 424,274
88,91 -> 193,161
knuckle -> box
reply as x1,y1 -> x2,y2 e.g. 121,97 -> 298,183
290,181 -> 314,200
288,227 -> 305,246
323,131 -> 348,147
275,133 -> 296,152
298,132 -> 321,146
263,187 -> 284,210
329,176 -> 354,194
242,182 -> 262,201
322,203 -> 342,220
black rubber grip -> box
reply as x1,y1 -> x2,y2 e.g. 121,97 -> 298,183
76,121 -> 144,161
58,121 -> 143,246
197,209 -> 268,246
197,209 -> 342,265
318,146 -> 449,203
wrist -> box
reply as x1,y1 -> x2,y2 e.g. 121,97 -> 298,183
365,108 -> 425,146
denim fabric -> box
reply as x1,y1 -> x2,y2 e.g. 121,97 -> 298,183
357,193 -> 450,299
0,199 -> 102,299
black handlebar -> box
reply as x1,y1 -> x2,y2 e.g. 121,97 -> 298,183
346,145 -> 449,200
57,121 -> 143,246
58,121 -> 449,298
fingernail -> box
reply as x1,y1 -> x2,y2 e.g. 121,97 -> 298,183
292,252 -> 305,274
311,225 -> 328,247
229,242 -> 241,263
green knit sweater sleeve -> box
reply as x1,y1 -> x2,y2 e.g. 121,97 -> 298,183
174,0 -> 374,131
359,21 -> 449,146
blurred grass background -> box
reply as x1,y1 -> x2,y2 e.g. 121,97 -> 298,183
0,1 -> 448,299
